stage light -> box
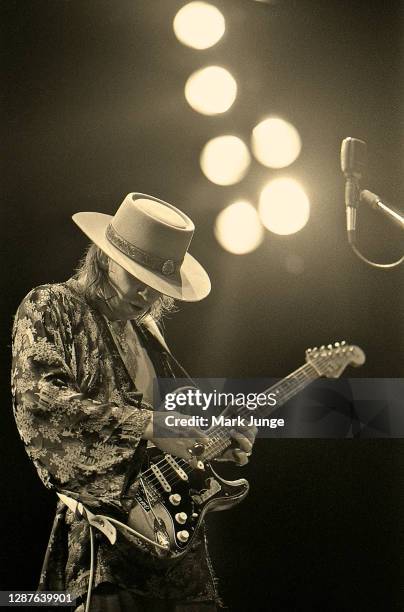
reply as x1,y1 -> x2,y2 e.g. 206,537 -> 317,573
185,66 -> 237,115
200,135 -> 251,185
258,178 -> 310,235
214,200 -> 264,254
173,2 -> 225,50
252,117 -> 301,168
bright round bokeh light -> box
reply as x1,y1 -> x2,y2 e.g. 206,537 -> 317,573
185,66 -> 237,115
252,117 -> 301,168
214,201 -> 264,254
258,178 -> 310,235
200,135 -> 251,185
173,2 -> 225,50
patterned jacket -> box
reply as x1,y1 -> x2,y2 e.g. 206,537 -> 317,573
11,278 -> 218,603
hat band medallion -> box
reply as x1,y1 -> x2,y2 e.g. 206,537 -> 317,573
105,224 -> 180,277
162,260 -> 175,276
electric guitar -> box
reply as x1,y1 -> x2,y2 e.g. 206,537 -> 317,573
126,341 -> 365,559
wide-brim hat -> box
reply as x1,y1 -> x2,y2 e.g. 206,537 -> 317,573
72,193 -> 211,301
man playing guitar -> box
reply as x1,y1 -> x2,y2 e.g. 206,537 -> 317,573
12,193 -> 256,611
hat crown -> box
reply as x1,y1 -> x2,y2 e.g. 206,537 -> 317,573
136,198 -> 188,228
111,193 -> 194,263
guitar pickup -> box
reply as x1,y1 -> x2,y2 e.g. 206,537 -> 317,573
164,455 -> 188,481
150,463 -> 172,492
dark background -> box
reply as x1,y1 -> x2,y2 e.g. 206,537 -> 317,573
1,1 -> 403,610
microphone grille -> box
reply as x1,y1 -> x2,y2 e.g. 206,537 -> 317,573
341,137 -> 367,178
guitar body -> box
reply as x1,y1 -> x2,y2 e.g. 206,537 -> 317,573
127,446 -> 249,559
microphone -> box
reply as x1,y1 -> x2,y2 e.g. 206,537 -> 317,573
340,138 -> 367,243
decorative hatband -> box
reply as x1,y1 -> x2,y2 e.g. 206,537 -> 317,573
105,224 -> 181,276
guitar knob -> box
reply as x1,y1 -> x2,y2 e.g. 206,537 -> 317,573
177,530 -> 189,543
175,512 -> 187,524
169,494 -> 181,506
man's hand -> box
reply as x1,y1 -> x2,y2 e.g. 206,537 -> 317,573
143,411 -> 208,462
214,424 -> 258,466
143,411 -> 257,466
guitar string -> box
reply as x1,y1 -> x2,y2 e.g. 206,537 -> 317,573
144,374 -> 315,490
142,356 -> 336,490
142,361 -> 323,490
142,352 -> 351,490
144,365 -> 327,490
141,365 -> 312,489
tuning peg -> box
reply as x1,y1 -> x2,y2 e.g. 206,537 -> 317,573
312,347 -> 318,351
334,342 -> 340,347
327,344 -> 333,349
341,341 -> 346,346
320,345 -> 325,350
306,348 -> 312,353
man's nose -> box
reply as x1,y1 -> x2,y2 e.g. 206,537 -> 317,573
137,285 -> 156,301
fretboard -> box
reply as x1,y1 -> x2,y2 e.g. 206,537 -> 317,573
202,362 -> 320,460
141,362 -> 321,490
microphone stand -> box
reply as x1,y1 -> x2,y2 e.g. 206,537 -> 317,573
348,189 -> 404,269
340,136 -> 403,268
360,190 -> 404,231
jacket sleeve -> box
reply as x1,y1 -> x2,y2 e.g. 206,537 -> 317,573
11,285 -> 152,491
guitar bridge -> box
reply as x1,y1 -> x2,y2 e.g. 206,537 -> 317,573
154,518 -> 170,551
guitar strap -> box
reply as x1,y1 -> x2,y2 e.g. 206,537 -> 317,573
140,315 -> 198,387
100,316 -> 152,511
103,313 -> 197,508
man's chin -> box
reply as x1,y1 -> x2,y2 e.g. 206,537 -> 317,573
129,306 -> 149,320
108,307 -> 144,321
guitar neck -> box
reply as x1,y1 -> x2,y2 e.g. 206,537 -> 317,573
141,342 -> 364,490
203,362 -> 320,461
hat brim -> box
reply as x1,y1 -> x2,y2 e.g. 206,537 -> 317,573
72,212 -> 211,302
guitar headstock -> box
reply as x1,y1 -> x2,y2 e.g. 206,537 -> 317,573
305,341 -> 365,378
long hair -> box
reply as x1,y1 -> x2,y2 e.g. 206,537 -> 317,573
74,244 -> 176,323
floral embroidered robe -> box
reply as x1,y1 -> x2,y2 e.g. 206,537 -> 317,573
11,279 -> 218,604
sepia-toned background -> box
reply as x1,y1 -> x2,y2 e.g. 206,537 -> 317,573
2,1 -> 403,609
